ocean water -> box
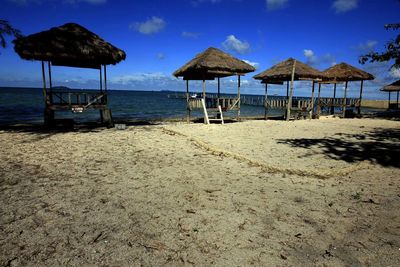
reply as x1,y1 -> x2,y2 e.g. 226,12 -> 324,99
0,87 -> 271,125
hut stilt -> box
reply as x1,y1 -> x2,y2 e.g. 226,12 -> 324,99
342,81 -> 348,118
331,83 -> 337,115
264,83 -> 268,119
310,81 -> 315,119
358,80 -> 364,115
286,60 -> 296,121
237,75 -> 241,121
317,83 -> 321,117
186,80 -> 190,123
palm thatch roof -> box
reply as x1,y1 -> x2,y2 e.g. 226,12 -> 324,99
13,23 -> 126,69
173,47 -> 255,80
321,62 -> 374,82
381,79 -> 400,92
253,58 -> 324,82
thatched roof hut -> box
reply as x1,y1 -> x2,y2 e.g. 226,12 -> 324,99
321,62 -> 374,82
13,23 -> 126,69
173,47 -> 255,123
173,47 -> 255,80
381,79 -> 400,92
319,63 -> 374,117
253,58 -> 325,82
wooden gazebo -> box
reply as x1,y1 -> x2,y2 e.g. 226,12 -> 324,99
13,23 -> 126,126
381,79 -> 400,109
173,47 -> 255,124
253,58 -> 325,120
319,63 -> 374,117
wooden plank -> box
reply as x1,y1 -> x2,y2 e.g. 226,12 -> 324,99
41,61 -> 47,104
186,80 -> 190,123
237,75 -> 241,121
310,81 -> 315,119
342,81 -> 348,117
264,83 -> 268,119
201,98 -> 210,125
286,60 -> 296,121
358,80 -> 363,115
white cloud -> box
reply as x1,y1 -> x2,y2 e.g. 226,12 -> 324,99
111,72 -> 175,85
157,53 -> 165,60
130,16 -> 166,35
332,0 -> 358,13
303,49 -> 336,68
221,35 -> 250,54
303,49 -> 317,65
354,40 -> 378,53
182,31 -> 201,39
390,68 -> 400,79
242,59 -> 259,69
266,0 -> 288,10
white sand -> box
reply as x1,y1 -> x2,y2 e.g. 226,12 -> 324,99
0,118 -> 399,266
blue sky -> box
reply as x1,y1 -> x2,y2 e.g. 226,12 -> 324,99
1,0 -> 399,99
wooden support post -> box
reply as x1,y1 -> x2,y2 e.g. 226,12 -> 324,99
358,80 -> 364,115
103,65 -> 108,104
48,61 -> 52,90
286,60 -> 296,121
202,79 -> 206,99
217,77 -> 220,98
201,98 -> 210,125
186,80 -> 190,123
104,65 -> 107,91
99,65 -> 103,94
286,81 -> 289,98
342,81 -> 348,118
41,61 -> 47,103
237,75 -> 241,121
331,83 -> 337,115
310,81 -> 315,119
397,91 -> 399,109
388,92 -> 391,109
317,83 -> 321,117
264,83 -> 268,120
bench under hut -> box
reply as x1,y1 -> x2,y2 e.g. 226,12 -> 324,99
253,58 -> 325,120
381,79 -> 400,109
319,63 -> 374,117
13,23 -> 126,127
173,47 -> 255,124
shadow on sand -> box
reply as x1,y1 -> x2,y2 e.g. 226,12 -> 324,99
278,127 -> 400,168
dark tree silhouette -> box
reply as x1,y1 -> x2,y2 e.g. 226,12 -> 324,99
0,19 -> 22,49
359,23 -> 400,70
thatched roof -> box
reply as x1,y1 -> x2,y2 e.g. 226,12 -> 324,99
381,80 -> 400,92
253,58 -> 324,82
322,62 -> 374,82
13,23 -> 126,69
173,47 -> 255,80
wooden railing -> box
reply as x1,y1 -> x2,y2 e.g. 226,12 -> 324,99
265,98 -> 313,110
48,90 -> 106,107
317,98 -> 360,107
188,97 -> 239,111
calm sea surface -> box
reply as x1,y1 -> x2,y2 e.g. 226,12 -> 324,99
0,87 -> 273,125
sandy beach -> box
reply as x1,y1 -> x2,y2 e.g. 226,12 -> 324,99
0,117 -> 399,266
